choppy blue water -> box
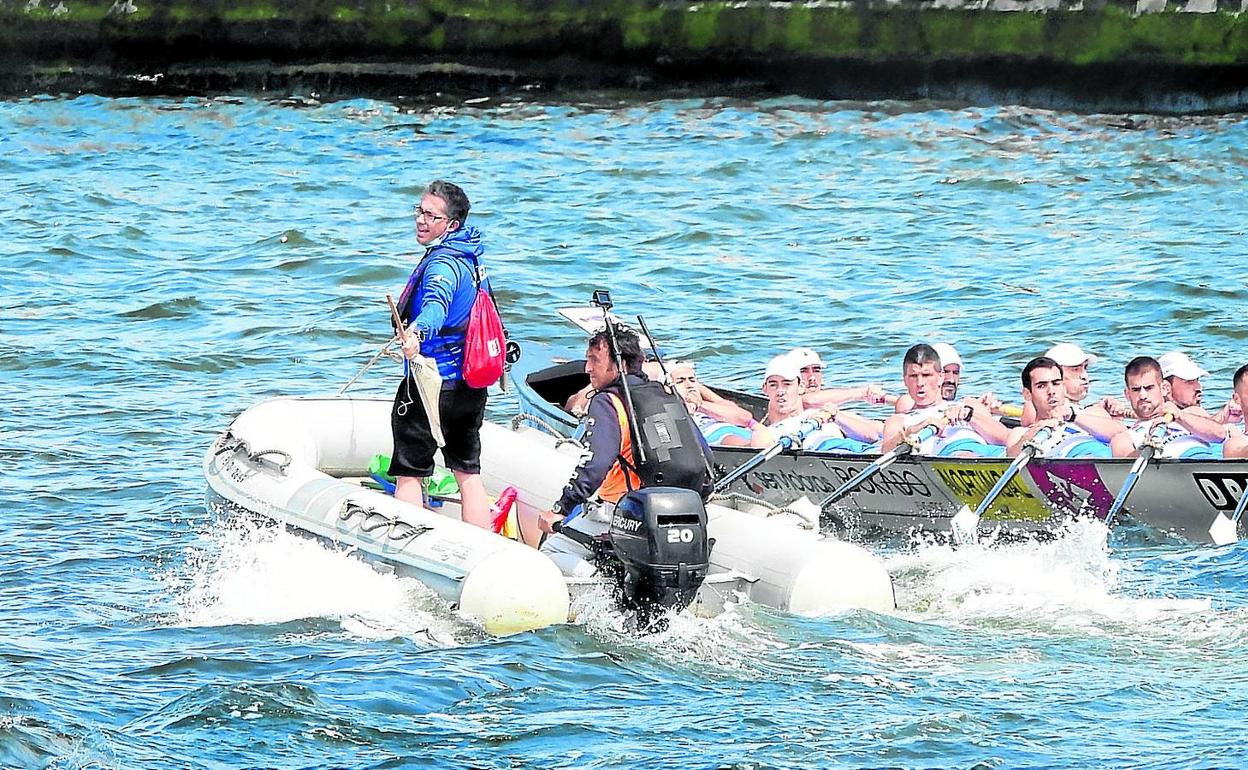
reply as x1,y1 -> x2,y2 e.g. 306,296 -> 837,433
3,93 -> 1248,769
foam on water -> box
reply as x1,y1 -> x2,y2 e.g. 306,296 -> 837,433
165,515 -> 465,647
888,519 -> 1221,643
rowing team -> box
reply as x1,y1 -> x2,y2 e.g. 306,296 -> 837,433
661,342 -> 1248,460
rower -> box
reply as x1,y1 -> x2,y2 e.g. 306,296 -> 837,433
893,342 -> 1002,416
749,354 -> 877,452
881,343 -> 1010,457
667,359 -> 755,447
1109,356 -> 1227,459
1023,342 -> 1130,425
1006,356 -> 1122,458
1219,365 -> 1248,458
788,347 -> 890,410
1158,351 -> 1212,415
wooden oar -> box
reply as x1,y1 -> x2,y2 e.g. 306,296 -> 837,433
1208,482 -> 1248,546
818,425 -> 939,512
950,427 -> 1052,546
1103,416 -> 1174,528
387,294 -> 445,447
713,416 -> 826,494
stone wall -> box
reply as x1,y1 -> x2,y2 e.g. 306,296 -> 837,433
1,0 -> 1246,111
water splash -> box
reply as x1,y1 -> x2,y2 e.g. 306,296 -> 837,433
164,515 -> 464,647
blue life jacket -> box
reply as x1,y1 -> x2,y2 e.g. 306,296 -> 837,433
396,225 -> 489,382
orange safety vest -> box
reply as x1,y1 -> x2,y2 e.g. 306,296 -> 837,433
597,392 -> 640,504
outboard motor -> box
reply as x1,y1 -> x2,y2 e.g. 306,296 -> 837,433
608,486 -> 711,629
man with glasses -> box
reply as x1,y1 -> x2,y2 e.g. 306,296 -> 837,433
390,180 -> 492,529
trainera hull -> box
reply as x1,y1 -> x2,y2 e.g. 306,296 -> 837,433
511,345 -> 1248,545
203,396 -> 896,635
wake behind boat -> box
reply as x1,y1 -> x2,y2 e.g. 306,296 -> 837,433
203,396 -> 897,635
512,341 -> 1248,546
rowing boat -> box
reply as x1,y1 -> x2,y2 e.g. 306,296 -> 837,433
203,396 -> 897,635
511,342 -> 1248,545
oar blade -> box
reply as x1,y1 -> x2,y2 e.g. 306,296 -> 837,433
1209,513 -> 1240,547
950,504 -> 979,546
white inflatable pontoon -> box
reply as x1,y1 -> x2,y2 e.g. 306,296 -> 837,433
203,397 -> 895,635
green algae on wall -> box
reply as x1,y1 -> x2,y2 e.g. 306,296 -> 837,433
0,0 -> 1245,110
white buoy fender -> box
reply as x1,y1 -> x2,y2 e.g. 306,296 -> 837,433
459,544 -> 570,635
706,505 -> 895,614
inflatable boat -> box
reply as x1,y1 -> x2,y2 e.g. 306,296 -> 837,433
202,396 -> 897,635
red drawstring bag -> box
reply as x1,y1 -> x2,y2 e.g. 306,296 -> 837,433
462,265 -> 506,388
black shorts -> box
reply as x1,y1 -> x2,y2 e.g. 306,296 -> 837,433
389,377 -> 488,478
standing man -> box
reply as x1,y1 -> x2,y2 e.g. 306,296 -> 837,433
390,180 -> 490,529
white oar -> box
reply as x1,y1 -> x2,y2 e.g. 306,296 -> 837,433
1208,483 -> 1248,546
713,416 -> 826,494
818,425 -> 938,512
1103,417 -> 1173,529
950,427 -> 1052,546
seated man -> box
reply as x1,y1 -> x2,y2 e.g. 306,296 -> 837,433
1006,356 -> 1125,458
1158,351 -> 1214,416
788,347 -> 891,410
1220,365 -> 1248,457
531,327 -> 715,574
1022,342 -> 1129,425
881,343 -> 1010,457
1109,356 -> 1228,459
893,342 -> 1002,415
666,359 -> 755,446
749,354 -> 879,452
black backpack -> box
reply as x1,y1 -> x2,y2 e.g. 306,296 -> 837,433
611,378 -> 711,495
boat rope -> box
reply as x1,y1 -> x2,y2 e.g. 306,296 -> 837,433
510,413 -> 583,449
340,501 -> 432,543
245,448 -> 291,475
710,490 -> 783,514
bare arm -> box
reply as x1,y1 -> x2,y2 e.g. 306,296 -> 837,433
696,384 -> 754,426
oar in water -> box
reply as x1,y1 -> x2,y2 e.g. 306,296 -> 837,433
1103,417 -> 1174,529
950,427 -> 1052,546
818,425 -> 939,512
1208,482 -> 1248,546
712,416 -> 827,494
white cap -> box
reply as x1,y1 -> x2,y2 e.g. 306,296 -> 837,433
1158,351 -> 1209,381
1046,342 -> 1098,367
764,353 -> 801,383
788,347 -> 823,369
932,342 -> 962,369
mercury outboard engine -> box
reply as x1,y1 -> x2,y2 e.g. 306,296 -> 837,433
607,486 -> 711,630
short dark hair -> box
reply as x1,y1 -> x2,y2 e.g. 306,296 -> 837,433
1234,363 -> 1248,391
902,343 -> 940,371
1022,356 -> 1061,391
1124,355 -> 1162,384
588,326 -> 643,375
425,180 -> 470,223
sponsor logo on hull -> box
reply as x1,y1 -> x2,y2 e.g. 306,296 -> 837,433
932,461 -> 1050,522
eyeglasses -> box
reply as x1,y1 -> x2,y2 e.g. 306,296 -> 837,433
414,206 -> 450,224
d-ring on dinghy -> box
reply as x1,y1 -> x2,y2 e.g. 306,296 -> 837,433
203,396 -> 895,635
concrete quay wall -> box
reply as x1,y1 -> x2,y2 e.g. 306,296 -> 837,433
2,0 -> 1246,111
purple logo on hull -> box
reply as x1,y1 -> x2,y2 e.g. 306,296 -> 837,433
1026,462 -> 1116,520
